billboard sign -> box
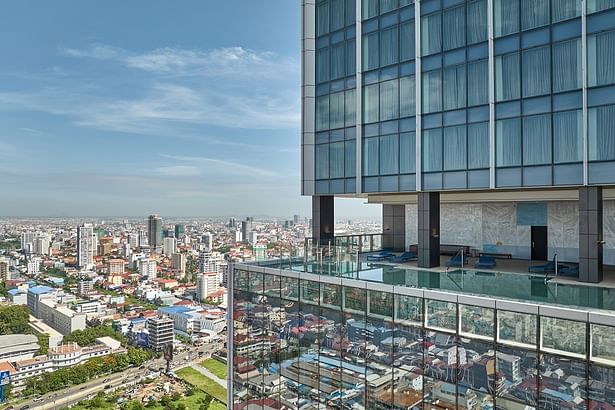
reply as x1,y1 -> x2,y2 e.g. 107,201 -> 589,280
0,371 -> 9,386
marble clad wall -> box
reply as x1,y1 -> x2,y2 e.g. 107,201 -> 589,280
604,201 -> 615,264
404,200 -> 615,264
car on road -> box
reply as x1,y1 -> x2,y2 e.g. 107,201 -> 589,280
33,397 -> 44,402
103,378 -> 110,383
19,406 -> 29,410
79,386 -> 87,390
104,384 -> 112,390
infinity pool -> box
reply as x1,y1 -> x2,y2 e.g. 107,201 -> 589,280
288,260 -> 615,313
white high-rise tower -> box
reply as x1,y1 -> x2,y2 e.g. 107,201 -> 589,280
77,224 -> 95,270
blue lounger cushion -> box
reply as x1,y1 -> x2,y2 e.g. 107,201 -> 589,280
389,252 -> 418,263
475,256 -> 496,268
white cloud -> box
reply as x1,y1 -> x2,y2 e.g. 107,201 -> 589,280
63,44 -> 298,80
0,82 -> 300,133
155,165 -> 201,177
160,154 -> 276,177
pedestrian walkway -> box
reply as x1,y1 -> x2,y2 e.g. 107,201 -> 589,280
191,363 -> 226,388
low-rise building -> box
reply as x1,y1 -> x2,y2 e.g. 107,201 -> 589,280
7,288 -> 27,305
73,301 -> 103,315
8,339 -> 122,391
37,299 -> 86,336
0,335 -> 40,363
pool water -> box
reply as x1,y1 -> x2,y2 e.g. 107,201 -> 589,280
290,261 -> 615,313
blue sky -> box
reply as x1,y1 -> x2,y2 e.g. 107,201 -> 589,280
0,1 -> 379,218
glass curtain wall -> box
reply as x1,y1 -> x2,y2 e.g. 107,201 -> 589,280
233,271 -> 615,409
361,0 -> 416,193
315,0 -> 357,194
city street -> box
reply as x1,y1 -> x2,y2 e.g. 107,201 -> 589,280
6,343 -> 224,410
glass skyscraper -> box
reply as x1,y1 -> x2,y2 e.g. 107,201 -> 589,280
230,1 -> 615,409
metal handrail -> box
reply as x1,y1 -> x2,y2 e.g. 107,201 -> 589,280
545,253 -> 558,284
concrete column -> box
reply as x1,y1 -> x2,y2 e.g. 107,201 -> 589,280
383,205 -> 406,252
579,186 -> 603,283
312,196 -> 334,246
418,192 -> 440,268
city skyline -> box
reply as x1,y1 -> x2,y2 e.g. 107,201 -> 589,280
0,1 -> 379,218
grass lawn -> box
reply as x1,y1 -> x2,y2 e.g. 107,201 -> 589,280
176,367 -> 227,404
199,358 -> 227,379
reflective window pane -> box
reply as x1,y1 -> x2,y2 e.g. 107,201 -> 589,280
494,0 -> 519,37
496,346 -> 539,407
540,353 -> 587,410
589,104 -> 615,162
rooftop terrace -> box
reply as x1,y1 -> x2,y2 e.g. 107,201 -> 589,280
243,241 -> 615,314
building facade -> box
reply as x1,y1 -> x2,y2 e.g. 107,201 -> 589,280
302,0 -> 615,282
147,317 -> 174,352
230,1 -> 615,409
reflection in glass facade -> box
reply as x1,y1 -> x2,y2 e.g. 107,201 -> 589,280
231,267 -> 615,409
310,0 -> 615,194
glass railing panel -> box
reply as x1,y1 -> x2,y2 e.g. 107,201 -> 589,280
394,294 -> 423,325
280,276 -> 299,301
343,286 -> 366,314
591,324 -> 615,365
368,289 -> 394,320
541,317 -> 587,357
234,268 -> 250,292
459,304 -> 494,339
321,283 -> 342,310
426,299 -> 458,332
497,310 -> 538,348
300,279 -> 321,306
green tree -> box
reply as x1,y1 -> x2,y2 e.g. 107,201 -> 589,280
62,325 -> 126,346
0,305 -> 31,334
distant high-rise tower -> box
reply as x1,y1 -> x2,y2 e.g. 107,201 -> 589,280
228,218 -> 237,228
202,232 -> 214,252
77,224 -> 95,270
148,214 -> 162,251
163,237 -> 177,255
174,224 -> 185,239
241,218 -> 253,244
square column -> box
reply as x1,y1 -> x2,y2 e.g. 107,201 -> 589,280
579,187 -> 603,283
383,205 -> 406,252
418,192 -> 440,268
312,196 -> 334,246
